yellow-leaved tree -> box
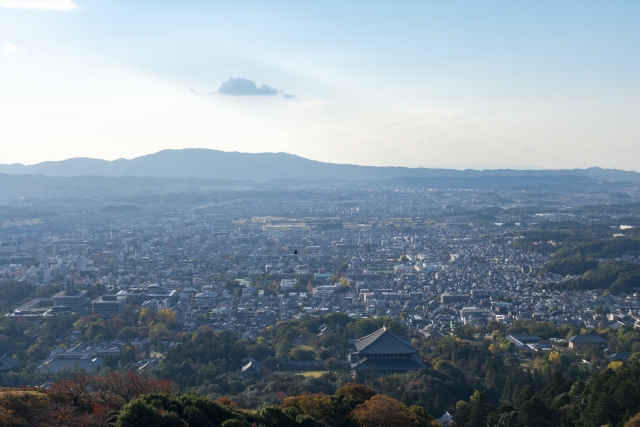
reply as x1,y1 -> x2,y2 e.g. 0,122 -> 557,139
156,308 -> 177,324
608,360 -> 624,371
548,351 -> 562,365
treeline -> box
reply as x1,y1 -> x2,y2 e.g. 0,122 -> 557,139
0,370 -> 176,427
554,236 -> 640,260
540,255 -> 598,276
513,220 -> 639,257
5,352 -> 640,427
513,220 -> 640,293
0,280 -> 63,312
452,362 -> 640,427
548,261 -> 640,293
0,375 -> 441,427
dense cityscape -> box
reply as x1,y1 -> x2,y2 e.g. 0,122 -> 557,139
1,176 -> 640,426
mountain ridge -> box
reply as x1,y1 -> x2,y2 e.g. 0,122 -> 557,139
1,149 -> 638,182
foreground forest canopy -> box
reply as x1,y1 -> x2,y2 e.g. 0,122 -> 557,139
2,309 -> 640,426
2,361 -> 640,427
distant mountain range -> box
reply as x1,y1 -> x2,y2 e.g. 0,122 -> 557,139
0,149 -> 638,182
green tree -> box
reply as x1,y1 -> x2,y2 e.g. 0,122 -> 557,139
289,348 -> 316,361
116,399 -> 186,427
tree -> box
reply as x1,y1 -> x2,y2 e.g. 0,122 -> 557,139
267,281 -> 281,295
156,309 -> 177,324
246,343 -> 273,361
0,388 -> 50,426
282,393 -> 333,422
335,383 -> 376,401
515,386 -> 550,427
489,342 -> 504,356
277,340 -> 293,358
452,391 -> 492,427
540,371 -> 570,404
92,371 -> 178,407
351,395 -> 415,427
215,397 -> 239,410
115,399 -> 186,427
289,348 -> 316,361
0,405 -> 21,427
468,391 -> 490,427
118,344 -> 137,366
47,372 -> 93,406
323,357 -> 339,371
409,405 -> 439,427
608,360 -> 624,370
112,393 -> 247,427
255,405 -> 298,427
548,351 -> 562,365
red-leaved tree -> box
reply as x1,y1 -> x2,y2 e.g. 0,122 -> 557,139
47,372 -> 94,406
91,371 -> 177,407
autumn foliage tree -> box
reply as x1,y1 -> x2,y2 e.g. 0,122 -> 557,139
0,389 -> 50,426
0,387 -> 110,427
334,383 -> 376,402
47,372 -> 93,406
351,395 -> 416,427
91,371 -> 178,407
282,393 -> 333,421
215,396 -> 239,410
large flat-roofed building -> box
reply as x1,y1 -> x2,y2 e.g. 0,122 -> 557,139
567,334 -> 608,350
52,290 -> 88,310
116,284 -> 176,302
441,293 -> 471,304
195,291 -> 217,306
51,279 -> 88,313
11,298 -> 55,317
349,327 -> 424,375
91,295 -> 127,318
38,344 -> 102,374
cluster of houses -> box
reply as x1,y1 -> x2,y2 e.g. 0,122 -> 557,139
1,185 -> 639,378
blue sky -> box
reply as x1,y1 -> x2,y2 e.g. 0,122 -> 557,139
1,0 -> 639,169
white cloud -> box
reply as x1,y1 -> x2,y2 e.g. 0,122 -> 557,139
2,42 -> 19,55
0,0 -> 78,11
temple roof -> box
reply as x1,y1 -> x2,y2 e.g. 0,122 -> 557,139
350,354 -> 424,371
353,327 -> 418,355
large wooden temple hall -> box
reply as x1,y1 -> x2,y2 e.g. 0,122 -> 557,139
349,327 -> 424,374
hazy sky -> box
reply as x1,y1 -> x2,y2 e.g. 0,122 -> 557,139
1,1 -> 639,169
